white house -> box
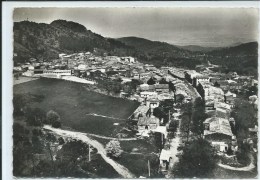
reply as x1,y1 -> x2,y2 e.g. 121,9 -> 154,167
196,75 -> 209,85
140,91 -> 158,99
78,64 -> 87,70
121,57 -> 136,63
59,53 -> 67,59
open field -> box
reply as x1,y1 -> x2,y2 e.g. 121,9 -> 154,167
13,78 -> 139,136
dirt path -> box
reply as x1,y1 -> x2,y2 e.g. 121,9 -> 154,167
43,125 -> 136,178
218,154 -> 255,171
86,113 -> 125,120
168,112 -> 181,169
85,132 -> 138,141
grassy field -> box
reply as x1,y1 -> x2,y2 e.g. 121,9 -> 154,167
13,78 -> 139,136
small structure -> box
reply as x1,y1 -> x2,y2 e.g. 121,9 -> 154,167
140,91 -> 158,99
159,149 -> 172,172
195,75 -> 210,85
224,91 -> 236,107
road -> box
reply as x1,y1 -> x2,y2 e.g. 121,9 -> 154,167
43,125 -> 136,178
164,109 -> 182,178
218,154 -> 255,172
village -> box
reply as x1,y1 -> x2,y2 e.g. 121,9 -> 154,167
13,50 -> 258,177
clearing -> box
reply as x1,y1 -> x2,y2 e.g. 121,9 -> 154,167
13,78 -> 139,136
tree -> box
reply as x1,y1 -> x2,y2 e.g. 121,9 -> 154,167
173,139 -> 217,178
46,110 -> 62,128
168,120 -> 178,134
13,94 -> 33,115
196,83 -> 205,100
246,85 -> 258,97
180,102 -> 192,142
58,137 -> 65,145
175,94 -> 185,104
55,140 -> 90,176
231,99 -> 257,139
105,140 -> 123,158
191,98 -> 207,136
25,107 -> 45,126
159,78 -> 168,84
52,120 -> 61,128
214,81 -> 220,87
153,107 -> 166,123
169,81 -> 176,92
46,110 -> 60,124
147,77 -> 156,85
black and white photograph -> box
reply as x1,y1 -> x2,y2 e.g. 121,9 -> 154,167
5,4 -> 259,179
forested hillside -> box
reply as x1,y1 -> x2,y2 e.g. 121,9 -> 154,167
13,20 -> 258,75
206,42 -> 258,76
13,20 -> 135,64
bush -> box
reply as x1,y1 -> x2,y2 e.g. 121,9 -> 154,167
46,110 -> 60,125
52,120 -> 61,128
58,137 -> 65,145
105,140 -> 123,158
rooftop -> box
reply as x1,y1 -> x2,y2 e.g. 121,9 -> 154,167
204,117 -> 233,137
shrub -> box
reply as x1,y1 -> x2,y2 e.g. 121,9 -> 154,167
46,110 -> 60,125
52,120 -> 61,128
58,137 -> 65,145
105,140 -> 123,158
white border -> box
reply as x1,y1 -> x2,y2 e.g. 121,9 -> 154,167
2,1 -> 260,180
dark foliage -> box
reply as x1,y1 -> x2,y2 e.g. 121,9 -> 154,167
231,99 -> 257,139
207,42 -> 258,77
147,77 -> 156,85
173,139 -> 217,178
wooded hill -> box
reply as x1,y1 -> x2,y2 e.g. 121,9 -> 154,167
13,20 -> 135,64
13,20 -> 258,75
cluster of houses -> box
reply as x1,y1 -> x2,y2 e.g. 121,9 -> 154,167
13,52 -> 138,79
184,69 -> 258,153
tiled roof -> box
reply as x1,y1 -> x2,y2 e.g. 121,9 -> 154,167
133,105 -> 150,115
204,117 -> 233,137
155,84 -> 169,89
137,116 -> 159,126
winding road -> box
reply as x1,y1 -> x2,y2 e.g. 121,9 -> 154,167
218,154 -> 255,172
43,125 -> 136,178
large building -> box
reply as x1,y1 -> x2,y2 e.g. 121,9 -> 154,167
203,117 -> 234,152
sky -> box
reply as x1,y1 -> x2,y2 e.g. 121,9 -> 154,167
13,8 -> 259,47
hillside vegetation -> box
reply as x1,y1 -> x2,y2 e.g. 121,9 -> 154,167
13,20 -> 258,75
13,20 -> 135,64
206,42 -> 258,76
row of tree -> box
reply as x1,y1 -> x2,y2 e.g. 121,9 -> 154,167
180,98 -> 207,142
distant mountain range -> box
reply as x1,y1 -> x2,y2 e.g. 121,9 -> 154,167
13,20 -> 258,75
